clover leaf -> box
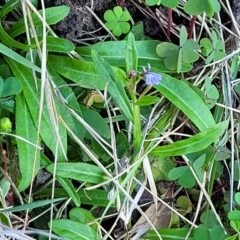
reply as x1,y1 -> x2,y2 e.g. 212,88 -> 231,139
104,6 -> 131,37
200,31 -> 226,64
156,26 -> 200,72
184,0 -> 220,17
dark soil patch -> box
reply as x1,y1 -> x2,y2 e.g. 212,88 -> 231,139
43,0 -> 162,43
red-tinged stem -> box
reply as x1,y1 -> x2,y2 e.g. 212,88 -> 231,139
167,8 -> 172,41
188,16 -> 196,39
118,0 -> 125,6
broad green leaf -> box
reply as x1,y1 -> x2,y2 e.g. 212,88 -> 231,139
0,23 -> 34,49
35,188 -> 113,207
8,6 -> 70,38
80,105 -> 110,139
48,55 -> 126,90
0,198 -> 65,213
182,39 -> 200,50
155,74 -> 216,131
150,121 -> 228,156
125,32 -> 138,76
47,61 -> 85,140
1,76 -> 22,97
135,96 -> 160,106
91,50 -> 133,122
51,219 -> 100,240
30,37 -> 75,53
46,163 -> 109,184
76,40 -> 191,73
176,196 -> 192,213
57,177 -> 80,207
0,43 -> 41,72
6,58 -> 67,160
16,93 -> 40,192
69,208 -> 97,231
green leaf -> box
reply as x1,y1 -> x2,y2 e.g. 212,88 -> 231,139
125,32 -> 138,74
228,211 -> 240,221
235,192 -> 240,205
165,49 -> 179,71
151,156 -> 175,181
47,61 -> 85,140
194,227 -> 211,240
0,77 -> 4,96
6,58 -> 67,160
0,198 -> 65,213
119,22 -> 131,34
1,76 -> 22,97
180,26 -> 188,47
112,24 -> 122,36
119,11 -> 131,21
182,39 -> 200,50
69,208 -> 97,231
0,43 -> 41,73
8,6 -> 70,38
184,0 -> 205,16
150,121 -> 228,157
51,219 -> 100,240
0,22 -> 34,50
113,6 -> 123,19
34,37 -> 75,53
104,9 -> 117,22
161,0 -> 178,8
46,163 -> 109,184
146,0 -> 161,6
0,0 -> 21,18
48,55 -> 126,90
91,49 -> 133,122
155,74 -> 216,131
77,40 -> 191,73
135,96 -> 160,106
168,166 -> 189,180
156,42 -> 179,58
57,177 -> 80,207
81,105 -> 110,139
16,93 -> 40,192
181,48 -> 199,63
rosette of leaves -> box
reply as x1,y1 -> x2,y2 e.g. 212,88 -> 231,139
104,6 -> 131,37
200,31 -> 226,64
156,26 -> 200,72
184,0 -> 220,17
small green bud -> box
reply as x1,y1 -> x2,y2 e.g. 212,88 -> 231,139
0,117 -> 12,133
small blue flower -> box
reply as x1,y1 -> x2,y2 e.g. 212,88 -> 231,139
142,63 -> 162,85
